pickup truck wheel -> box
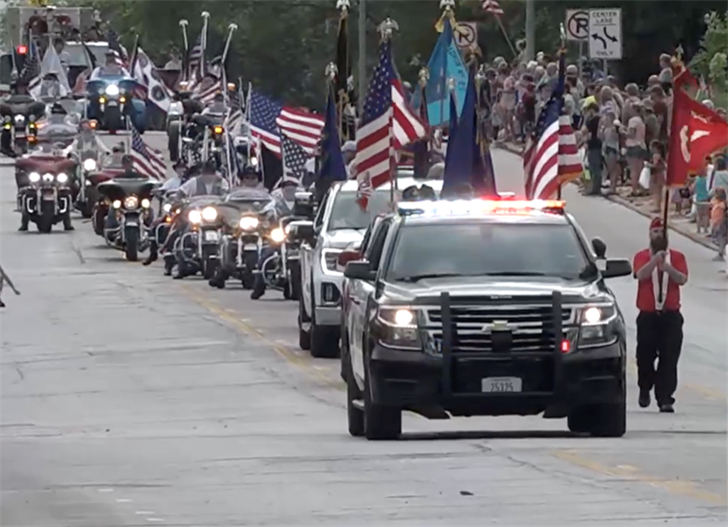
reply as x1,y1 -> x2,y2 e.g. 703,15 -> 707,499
589,402 -> 626,437
347,380 -> 364,437
310,323 -> 339,358
364,367 -> 401,440
298,292 -> 311,350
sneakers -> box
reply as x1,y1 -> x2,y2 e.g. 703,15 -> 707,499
638,390 -> 651,408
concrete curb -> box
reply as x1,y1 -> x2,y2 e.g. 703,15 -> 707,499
493,143 -> 719,253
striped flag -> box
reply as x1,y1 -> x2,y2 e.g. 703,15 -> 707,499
106,29 -> 129,68
20,41 -> 41,91
482,0 -> 504,16
523,52 -> 581,200
188,34 -> 204,80
353,37 -> 427,208
131,126 -> 167,180
225,87 -> 244,133
247,88 -> 325,156
281,133 -> 311,184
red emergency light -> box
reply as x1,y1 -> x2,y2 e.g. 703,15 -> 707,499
16,45 -> 28,55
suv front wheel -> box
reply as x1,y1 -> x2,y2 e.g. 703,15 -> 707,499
364,366 -> 401,440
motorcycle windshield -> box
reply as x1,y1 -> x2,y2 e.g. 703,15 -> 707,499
97,179 -> 159,201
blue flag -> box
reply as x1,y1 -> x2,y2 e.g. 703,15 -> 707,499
442,68 -> 498,197
317,87 -> 347,184
411,18 -> 468,127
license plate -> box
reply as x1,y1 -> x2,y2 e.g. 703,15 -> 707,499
41,193 -> 55,201
125,220 -> 138,227
108,101 -> 118,107
204,230 -> 219,242
243,243 -> 257,250
15,132 -> 25,138
481,377 -> 522,393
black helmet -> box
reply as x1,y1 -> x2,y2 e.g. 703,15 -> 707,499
279,178 -> 298,188
241,165 -> 258,179
202,161 -> 217,174
121,154 -> 133,165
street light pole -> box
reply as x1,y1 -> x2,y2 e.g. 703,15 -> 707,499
358,0 -> 366,114
525,0 -> 535,61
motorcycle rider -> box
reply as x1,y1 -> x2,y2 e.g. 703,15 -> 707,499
0,80 -> 46,157
90,51 -> 131,80
104,155 -> 146,230
39,73 -> 65,99
66,119 -> 111,159
143,160 -> 189,267
202,93 -> 227,116
251,178 -> 300,300
179,161 -> 230,198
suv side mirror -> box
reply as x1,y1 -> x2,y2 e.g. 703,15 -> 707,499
344,260 -> 376,281
288,220 -> 314,241
602,258 -> 632,279
337,249 -> 360,271
591,237 -> 607,259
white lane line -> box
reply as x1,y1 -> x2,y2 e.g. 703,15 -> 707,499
136,511 -> 155,515
97,488 -> 114,493
116,498 -> 132,503
146,519 -> 164,522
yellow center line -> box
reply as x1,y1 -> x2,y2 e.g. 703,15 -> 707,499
181,285 -> 345,391
554,450 -> 727,505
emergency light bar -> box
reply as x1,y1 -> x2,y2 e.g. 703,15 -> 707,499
397,199 -> 566,217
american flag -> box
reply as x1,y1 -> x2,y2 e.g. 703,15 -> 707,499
353,38 -> 426,207
225,87 -> 244,133
131,126 -> 167,180
482,0 -> 504,16
248,88 -> 325,156
193,78 -> 221,105
106,29 -> 129,68
523,66 -> 582,200
20,41 -> 41,90
188,34 -> 204,80
280,133 -> 310,184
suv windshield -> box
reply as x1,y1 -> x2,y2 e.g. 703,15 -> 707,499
388,222 -> 591,281
327,189 -> 394,231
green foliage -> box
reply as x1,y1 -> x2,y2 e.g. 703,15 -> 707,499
85,0 -> 727,108
691,11 -> 728,89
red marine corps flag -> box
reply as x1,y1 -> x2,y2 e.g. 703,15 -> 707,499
666,87 -> 728,187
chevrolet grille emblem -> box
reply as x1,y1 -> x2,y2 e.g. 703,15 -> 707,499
482,320 -> 512,333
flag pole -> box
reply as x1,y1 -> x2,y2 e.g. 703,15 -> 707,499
378,17 -> 399,208
179,19 -> 189,82
245,82 -> 253,167
200,11 -> 210,79
437,2 -> 454,130
325,62 -> 340,141
556,23 -> 567,200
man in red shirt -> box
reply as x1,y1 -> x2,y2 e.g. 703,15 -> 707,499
633,218 -> 688,413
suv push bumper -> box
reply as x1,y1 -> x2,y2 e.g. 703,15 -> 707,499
368,292 -> 625,417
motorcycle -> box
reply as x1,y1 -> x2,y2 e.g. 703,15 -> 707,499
3,113 -> 38,155
85,77 -> 145,134
70,144 -> 108,218
15,155 -> 76,233
258,216 -> 306,300
152,188 -> 184,251
208,191 -> 272,289
94,178 -> 159,261
167,91 -> 202,162
172,197 -> 225,279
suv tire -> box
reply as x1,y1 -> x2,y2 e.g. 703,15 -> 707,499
590,402 -> 626,437
364,367 -> 401,440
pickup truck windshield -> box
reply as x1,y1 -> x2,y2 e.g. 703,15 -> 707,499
388,222 -> 591,281
327,190 -> 393,231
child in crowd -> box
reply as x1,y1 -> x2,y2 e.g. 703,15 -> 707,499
710,188 -> 727,261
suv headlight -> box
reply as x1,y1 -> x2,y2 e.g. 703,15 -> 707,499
375,306 -> 421,350
576,304 -> 618,349
105,84 -> 120,96
83,158 -> 97,171
201,206 -> 218,222
321,249 -> 342,273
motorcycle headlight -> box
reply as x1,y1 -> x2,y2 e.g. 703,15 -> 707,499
124,196 -> 139,209
188,210 -> 202,224
29,172 -> 41,183
42,173 -> 54,182
56,173 -> 68,183
201,206 -> 218,221
14,114 -> 25,123
249,156 -> 258,166
83,158 -> 97,171
163,203 -> 172,212
270,227 -> 285,243
105,84 -> 120,96
3,116 -> 10,123
213,126 -> 223,134
112,199 -> 122,209
141,198 -> 151,209
239,216 -> 259,230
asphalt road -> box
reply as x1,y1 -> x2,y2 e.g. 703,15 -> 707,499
1,133 -> 726,526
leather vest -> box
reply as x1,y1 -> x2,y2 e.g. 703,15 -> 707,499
195,177 -> 223,196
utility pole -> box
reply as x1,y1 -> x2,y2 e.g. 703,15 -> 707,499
525,0 -> 535,62
357,0 -> 366,114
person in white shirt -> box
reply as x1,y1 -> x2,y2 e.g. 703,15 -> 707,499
179,163 -> 230,198
54,39 -> 71,76
342,140 -> 356,178
89,51 -> 131,80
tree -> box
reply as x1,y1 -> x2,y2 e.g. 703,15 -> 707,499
691,10 -> 728,106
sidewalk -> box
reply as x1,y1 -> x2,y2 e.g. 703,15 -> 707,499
495,141 -> 719,253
